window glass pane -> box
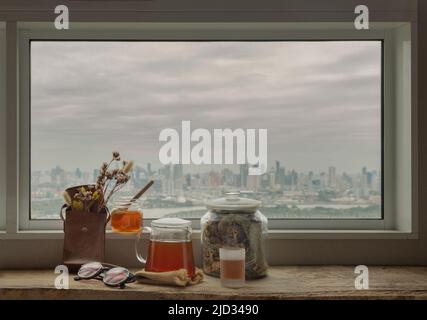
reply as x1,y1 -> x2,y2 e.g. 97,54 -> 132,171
30,41 -> 382,220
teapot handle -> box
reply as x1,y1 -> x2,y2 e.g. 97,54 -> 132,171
135,226 -> 152,265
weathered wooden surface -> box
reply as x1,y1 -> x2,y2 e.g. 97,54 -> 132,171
1,266 -> 427,300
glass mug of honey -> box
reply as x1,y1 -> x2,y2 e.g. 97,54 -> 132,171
135,218 -> 195,278
111,197 -> 143,234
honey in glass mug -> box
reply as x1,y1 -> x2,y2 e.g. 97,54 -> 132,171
111,198 -> 142,234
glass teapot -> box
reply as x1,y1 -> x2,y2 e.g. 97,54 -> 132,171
135,217 -> 195,277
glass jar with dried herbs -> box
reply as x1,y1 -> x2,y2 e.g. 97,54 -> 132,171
201,192 -> 268,279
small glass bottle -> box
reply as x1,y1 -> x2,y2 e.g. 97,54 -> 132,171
111,197 -> 143,234
220,247 -> 245,288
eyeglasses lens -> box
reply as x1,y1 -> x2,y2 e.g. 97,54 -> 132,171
104,267 -> 129,286
78,262 -> 103,278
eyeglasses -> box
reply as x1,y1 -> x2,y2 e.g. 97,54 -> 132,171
74,262 -> 135,289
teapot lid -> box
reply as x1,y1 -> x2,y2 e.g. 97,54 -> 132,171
206,192 -> 261,213
151,217 -> 191,228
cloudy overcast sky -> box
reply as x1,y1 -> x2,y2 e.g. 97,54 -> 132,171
31,41 -> 381,174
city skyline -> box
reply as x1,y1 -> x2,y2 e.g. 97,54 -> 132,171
32,160 -> 381,199
32,161 -> 382,183
31,160 -> 382,220
31,159 -> 382,175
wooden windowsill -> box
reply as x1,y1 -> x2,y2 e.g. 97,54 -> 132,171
1,266 -> 427,300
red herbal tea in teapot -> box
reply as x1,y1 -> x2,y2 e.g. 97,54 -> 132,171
145,240 -> 195,278
135,218 -> 195,278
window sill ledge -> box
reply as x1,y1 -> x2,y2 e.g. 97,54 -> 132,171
0,229 -> 416,240
1,266 -> 427,300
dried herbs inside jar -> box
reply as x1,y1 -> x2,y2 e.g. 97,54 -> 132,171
201,210 -> 268,279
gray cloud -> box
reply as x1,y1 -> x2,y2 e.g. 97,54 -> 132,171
31,41 -> 381,174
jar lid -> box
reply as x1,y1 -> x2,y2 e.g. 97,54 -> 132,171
113,196 -> 141,209
151,217 -> 191,228
206,192 -> 261,213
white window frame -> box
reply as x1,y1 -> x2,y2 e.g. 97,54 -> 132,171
0,22 -> 6,231
13,22 -> 414,238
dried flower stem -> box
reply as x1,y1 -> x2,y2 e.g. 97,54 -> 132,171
94,151 -> 132,213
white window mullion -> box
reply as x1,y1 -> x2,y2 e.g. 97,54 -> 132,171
5,21 -> 18,234
0,22 -> 6,231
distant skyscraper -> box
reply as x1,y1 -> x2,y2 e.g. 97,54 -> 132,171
75,168 -> 82,179
269,167 -> 276,189
208,171 -> 221,188
247,174 -> 260,191
159,164 -> 171,179
320,172 -> 327,188
328,166 -> 337,188
184,173 -> 192,188
275,161 -> 285,188
278,167 -> 285,187
147,162 -> 153,177
291,170 -> 298,190
260,173 -> 269,189
239,164 -> 248,188
221,168 -> 234,186
361,166 -> 369,198
173,164 -> 183,180
51,165 -> 66,186
173,164 -> 184,193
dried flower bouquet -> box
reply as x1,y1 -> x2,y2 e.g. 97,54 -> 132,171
62,151 -> 133,213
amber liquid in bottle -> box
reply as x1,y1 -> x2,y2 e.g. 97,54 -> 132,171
219,247 -> 245,288
111,210 -> 142,233
220,260 -> 245,279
